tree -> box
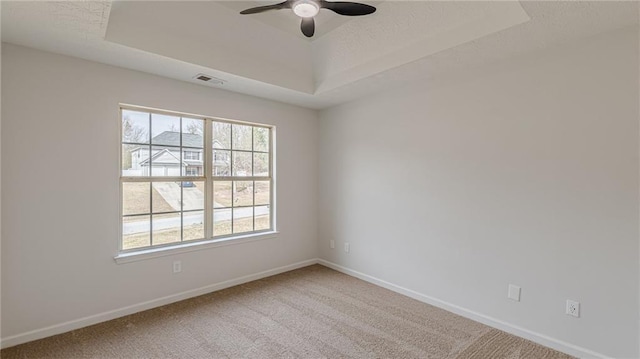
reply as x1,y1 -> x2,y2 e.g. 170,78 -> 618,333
213,122 -> 231,148
122,116 -> 147,170
253,127 -> 269,152
186,120 -> 204,135
122,115 -> 147,143
232,124 -> 252,150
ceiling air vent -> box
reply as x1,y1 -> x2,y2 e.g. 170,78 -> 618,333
193,73 -> 225,86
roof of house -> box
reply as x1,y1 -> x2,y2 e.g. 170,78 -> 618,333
131,131 -> 226,151
152,131 -> 202,148
139,149 -> 184,166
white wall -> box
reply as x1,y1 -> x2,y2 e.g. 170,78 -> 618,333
318,28 -> 639,358
2,26 -> 639,358
1,44 -> 318,341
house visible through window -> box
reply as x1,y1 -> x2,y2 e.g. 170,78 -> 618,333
120,106 -> 273,252
184,151 -> 200,160
185,167 -> 199,176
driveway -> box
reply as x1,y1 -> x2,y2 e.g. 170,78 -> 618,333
152,182 -> 204,211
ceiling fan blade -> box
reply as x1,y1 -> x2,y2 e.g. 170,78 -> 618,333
319,1 -> 376,16
240,1 -> 290,15
300,17 -> 315,37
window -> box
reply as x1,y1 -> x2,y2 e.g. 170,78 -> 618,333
185,167 -> 199,176
120,106 -> 273,252
184,151 -> 200,160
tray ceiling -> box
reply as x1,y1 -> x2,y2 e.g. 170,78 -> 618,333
104,1 -> 530,94
1,1 -> 638,109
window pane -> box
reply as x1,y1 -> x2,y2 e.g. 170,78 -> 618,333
213,122 -> 231,149
254,127 -> 269,152
255,205 -> 270,231
232,151 -> 252,176
150,146 -> 182,176
183,150 -> 201,160
232,124 -> 252,151
213,150 -> 231,176
151,114 -> 181,145
122,215 -> 150,250
183,211 -> 204,241
254,181 -> 270,206
122,110 -> 149,144
183,166 -> 201,177
214,208 -> 232,236
152,213 -> 181,245
182,149 -> 203,176
214,181 -> 232,208
233,207 -> 254,234
122,182 -> 150,215
253,153 -> 269,176
183,181 -> 204,211
152,182 -> 181,213
182,117 -> 204,148
122,144 -> 149,176
234,181 -> 253,207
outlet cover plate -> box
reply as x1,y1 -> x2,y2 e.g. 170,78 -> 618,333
173,260 -> 182,273
508,284 -> 521,301
566,300 -> 580,317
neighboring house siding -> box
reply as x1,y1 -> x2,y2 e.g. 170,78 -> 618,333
123,131 -> 228,177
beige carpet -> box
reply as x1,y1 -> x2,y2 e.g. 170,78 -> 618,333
1,265 -> 573,359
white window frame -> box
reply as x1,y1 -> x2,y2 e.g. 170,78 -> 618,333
185,167 -> 199,176
118,105 -> 275,260
184,151 -> 200,160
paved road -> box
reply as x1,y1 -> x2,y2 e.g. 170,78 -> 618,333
123,206 -> 269,234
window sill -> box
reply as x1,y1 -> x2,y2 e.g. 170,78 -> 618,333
114,231 -> 279,264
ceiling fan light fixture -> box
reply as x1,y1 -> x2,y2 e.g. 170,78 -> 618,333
292,0 -> 319,18
240,0 -> 376,38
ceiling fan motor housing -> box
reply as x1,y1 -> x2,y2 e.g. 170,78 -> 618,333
292,0 -> 320,18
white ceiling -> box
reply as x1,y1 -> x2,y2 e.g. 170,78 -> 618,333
1,1 -> 638,110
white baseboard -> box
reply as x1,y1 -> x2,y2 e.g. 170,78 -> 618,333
317,259 -> 609,359
0,258 -> 318,349
1,258 -> 612,358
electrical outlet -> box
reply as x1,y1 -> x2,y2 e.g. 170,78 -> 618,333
344,243 -> 350,253
508,284 -> 521,302
566,300 -> 580,318
173,260 -> 182,274
330,240 -> 335,249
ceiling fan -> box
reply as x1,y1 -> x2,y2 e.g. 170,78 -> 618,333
240,0 -> 376,38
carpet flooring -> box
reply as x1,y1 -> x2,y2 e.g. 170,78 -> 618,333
1,265 -> 574,358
